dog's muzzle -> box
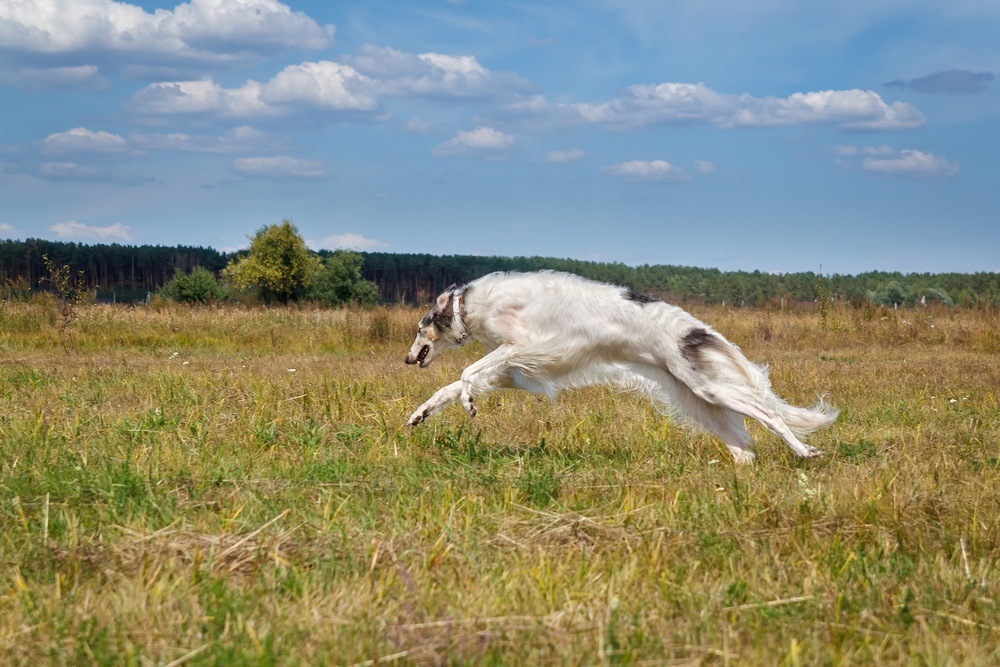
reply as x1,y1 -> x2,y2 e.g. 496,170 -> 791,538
406,344 -> 431,366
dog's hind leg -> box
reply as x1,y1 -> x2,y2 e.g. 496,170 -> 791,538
707,388 -> 822,458
701,406 -> 756,464
628,363 -> 758,464
408,380 -> 462,426
671,381 -> 757,464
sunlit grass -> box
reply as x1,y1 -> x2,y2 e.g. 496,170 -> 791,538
0,300 -> 998,664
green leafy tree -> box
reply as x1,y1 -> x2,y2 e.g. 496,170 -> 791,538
308,250 -> 380,306
868,280 -> 912,307
160,267 -> 227,303
222,221 -> 321,303
917,287 -> 954,306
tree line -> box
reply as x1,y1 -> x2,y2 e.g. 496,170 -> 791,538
1,237 -> 997,307
358,252 -> 1000,308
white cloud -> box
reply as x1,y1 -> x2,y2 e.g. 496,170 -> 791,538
0,0 -> 333,79
346,46 -> 530,99
862,149 -> 959,178
0,223 -> 16,236
260,61 -> 378,110
694,159 -> 715,174
49,220 -> 134,242
44,128 -> 126,154
128,47 -> 529,118
544,148 -> 586,163
602,160 -> 690,182
509,84 -> 925,131
308,233 -> 387,251
431,127 -> 514,157
131,126 -> 277,153
231,156 -> 326,178
126,79 -> 272,117
128,64 -> 378,117
835,145 -> 959,178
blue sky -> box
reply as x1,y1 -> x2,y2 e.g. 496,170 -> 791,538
1,0 -> 998,274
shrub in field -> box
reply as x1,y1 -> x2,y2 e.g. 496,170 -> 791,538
917,287 -> 954,306
868,280 -> 912,307
159,267 -> 227,303
307,250 -> 379,307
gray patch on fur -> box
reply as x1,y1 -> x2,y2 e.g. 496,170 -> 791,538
625,287 -> 659,305
432,294 -> 455,330
680,327 -> 723,367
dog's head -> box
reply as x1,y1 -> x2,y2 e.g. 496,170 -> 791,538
405,286 -> 460,368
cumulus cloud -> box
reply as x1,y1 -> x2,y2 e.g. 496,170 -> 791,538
885,69 -> 997,95
835,145 -> 959,178
431,127 -> 514,158
508,83 -> 925,131
127,48 -> 528,118
260,61 -> 379,110
126,66 -> 376,117
345,45 -> 530,100
231,155 -> 326,178
44,128 -> 127,154
126,79 -> 272,117
49,220 -> 135,242
0,0 -> 334,80
862,150 -> 959,179
544,148 -> 586,163
602,160 -> 690,182
308,233 -> 387,251
31,125 -> 277,156
131,126 -> 278,153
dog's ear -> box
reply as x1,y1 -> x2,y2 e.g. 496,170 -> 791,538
444,283 -> 457,293
435,290 -> 453,312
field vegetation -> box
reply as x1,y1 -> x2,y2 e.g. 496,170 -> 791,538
0,298 -> 998,664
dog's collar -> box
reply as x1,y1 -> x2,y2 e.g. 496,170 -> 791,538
450,289 -> 469,346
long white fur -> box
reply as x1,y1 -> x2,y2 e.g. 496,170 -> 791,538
404,270 -> 838,463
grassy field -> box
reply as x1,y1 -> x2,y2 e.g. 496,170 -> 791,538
1,298 -> 998,665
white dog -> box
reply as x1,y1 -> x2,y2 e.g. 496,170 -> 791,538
405,271 -> 838,463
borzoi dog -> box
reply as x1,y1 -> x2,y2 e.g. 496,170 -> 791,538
405,271 -> 838,463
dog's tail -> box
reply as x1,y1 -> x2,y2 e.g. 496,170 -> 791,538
775,397 -> 840,438
682,328 -> 840,438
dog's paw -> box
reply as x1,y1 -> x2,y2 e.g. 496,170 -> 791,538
804,446 -> 823,458
462,396 -> 477,418
407,409 -> 428,426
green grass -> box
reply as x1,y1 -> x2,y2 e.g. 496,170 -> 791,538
0,300 -> 998,664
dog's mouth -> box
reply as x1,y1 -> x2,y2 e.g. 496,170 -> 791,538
416,344 -> 430,366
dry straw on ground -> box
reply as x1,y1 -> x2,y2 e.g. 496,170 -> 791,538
0,300 -> 997,664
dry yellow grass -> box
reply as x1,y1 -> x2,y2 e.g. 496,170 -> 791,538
0,299 -> 997,664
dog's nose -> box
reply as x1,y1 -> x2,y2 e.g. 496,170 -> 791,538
405,356 -> 417,365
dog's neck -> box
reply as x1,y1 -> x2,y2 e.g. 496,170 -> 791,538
449,288 -> 469,346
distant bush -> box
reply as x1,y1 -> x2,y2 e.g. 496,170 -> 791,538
917,287 -> 954,306
160,267 -> 227,304
868,281 -> 911,307
868,281 -> 955,308
307,250 -> 379,307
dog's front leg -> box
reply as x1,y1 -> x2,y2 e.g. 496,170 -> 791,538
459,344 -> 520,418
407,380 -> 462,426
